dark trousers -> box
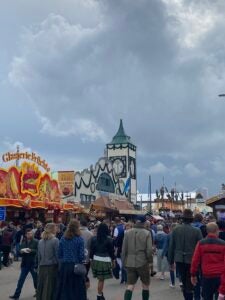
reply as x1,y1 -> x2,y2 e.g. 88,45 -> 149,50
14,267 -> 37,297
170,270 -> 175,285
194,273 -> 201,300
1,245 -> 11,266
176,262 -> 193,300
202,277 -> 220,300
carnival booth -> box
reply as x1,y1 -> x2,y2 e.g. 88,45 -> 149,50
0,160 -> 61,223
90,196 -> 145,220
0,150 -> 80,224
206,192 -> 225,219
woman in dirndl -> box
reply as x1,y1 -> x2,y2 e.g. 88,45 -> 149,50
37,223 -> 59,300
55,219 -> 87,300
90,222 -> 115,300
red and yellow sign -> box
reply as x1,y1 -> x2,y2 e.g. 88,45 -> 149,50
0,162 -> 61,209
57,171 -> 75,196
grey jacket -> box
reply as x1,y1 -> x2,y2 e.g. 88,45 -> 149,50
80,226 -> 93,261
122,223 -> 153,268
168,223 -> 202,265
38,237 -> 59,266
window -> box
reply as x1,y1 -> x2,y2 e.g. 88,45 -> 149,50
96,173 -> 115,193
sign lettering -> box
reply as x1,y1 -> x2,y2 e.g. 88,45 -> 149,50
2,151 -> 50,172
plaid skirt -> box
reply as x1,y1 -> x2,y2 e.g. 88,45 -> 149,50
91,260 -> 112,280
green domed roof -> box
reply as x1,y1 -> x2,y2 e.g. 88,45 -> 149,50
109,119 -> 134,145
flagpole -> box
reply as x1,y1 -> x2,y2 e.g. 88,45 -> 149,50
129,166 -> 132,203
149,175 -> 152,213
129,173 -> 131,202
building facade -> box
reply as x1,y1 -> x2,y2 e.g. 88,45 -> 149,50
74,120 -> 137,205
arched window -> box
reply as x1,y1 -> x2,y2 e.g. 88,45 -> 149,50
96,173 -> 115,193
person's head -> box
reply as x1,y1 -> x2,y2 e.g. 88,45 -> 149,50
64,219 -> 80,239
114,217 -> 121,225
36,221 -> 42,229
8,222 -> 14,229
41,223 -> 56,240
80,218 -> 88,227
157,224 -> 163,232
125,222 -> 133,231
121,217 -> 126,224
97,223 -> 109,242
193,213 -> 203,223
26,228 -> 34,240
163,224 -> 170,234
206,222 -> 219,236
182,209 -> 193,223
56,223 -> 65,233
135,215 -> 146,225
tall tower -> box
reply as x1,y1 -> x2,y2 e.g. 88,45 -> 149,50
106,119 -> 137,204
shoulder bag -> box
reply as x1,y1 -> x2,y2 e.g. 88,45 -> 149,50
74,263 -> 86,276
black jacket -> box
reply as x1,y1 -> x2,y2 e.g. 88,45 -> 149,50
20,238 -> 38,268
90,236 -> 115,260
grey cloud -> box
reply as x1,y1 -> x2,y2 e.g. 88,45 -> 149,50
5,0 -> 225,193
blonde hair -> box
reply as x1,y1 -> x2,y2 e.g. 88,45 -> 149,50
41,223 -> 56,240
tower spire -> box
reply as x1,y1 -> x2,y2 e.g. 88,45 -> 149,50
110,119 -> 133,145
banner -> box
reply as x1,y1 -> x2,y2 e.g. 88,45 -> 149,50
57,171 -> 75,196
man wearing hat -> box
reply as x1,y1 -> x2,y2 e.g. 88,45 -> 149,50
122,215 -> 153,300
168,209 -> 202,300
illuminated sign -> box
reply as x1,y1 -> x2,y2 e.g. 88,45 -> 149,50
2,151 -> 50,172
0,162 -> 61,209
21,162 -> 42,196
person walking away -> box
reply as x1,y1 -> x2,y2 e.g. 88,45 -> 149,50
14,225 -> 24,261
192,213 -> 207,300
168,209 -> 202,300
34,221 -> 43,241
155,224 -> 168,280
113,217 -> 127,284
56,223 -> 65,240
145,220 -> 157,277
90,223 -> 115,300
9,229 -> 38,299
37,223 -> 59,300
191,222 -> 225,300
192,213 -> 207,238
122,215 -> 152,300
80,218 -> 93,289
217,220 -> 225,241
162,223 -> 179,287
56,219 -> 86,300
2,222 -> 16,266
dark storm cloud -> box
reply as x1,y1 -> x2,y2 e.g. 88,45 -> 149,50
4,0 -> 225,193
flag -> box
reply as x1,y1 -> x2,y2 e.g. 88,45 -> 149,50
123,176 -> 131,194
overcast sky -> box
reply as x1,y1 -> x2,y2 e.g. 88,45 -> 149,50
1,0 -> 225,196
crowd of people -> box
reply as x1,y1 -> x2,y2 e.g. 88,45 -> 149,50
1,210 -> 225,300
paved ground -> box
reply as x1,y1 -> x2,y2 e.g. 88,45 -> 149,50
0,262 -> 183,300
